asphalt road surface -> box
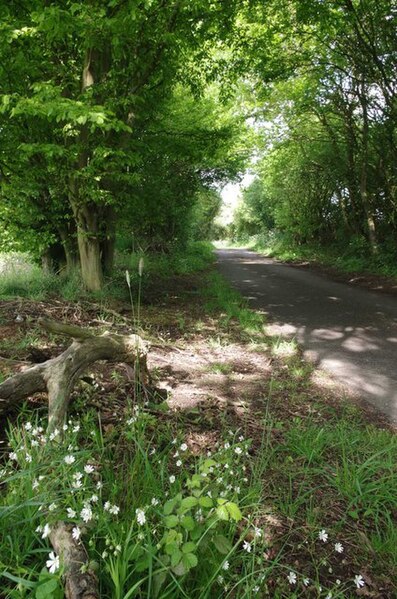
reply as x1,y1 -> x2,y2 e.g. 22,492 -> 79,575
216,248 -> 397,423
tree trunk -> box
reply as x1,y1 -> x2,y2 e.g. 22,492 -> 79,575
59,225 -> 80,274
100,206 -> 116,276
77,226 -> 103,292
358,81 -> 378,254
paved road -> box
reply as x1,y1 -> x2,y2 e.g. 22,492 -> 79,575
216,248 -> 397,423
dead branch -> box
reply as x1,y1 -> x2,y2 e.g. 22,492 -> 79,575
50,523 -> 99,599
0,318 -> 150,432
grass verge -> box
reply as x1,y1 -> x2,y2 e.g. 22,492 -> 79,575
224,233 -> 397,280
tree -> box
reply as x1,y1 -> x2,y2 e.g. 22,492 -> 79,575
0,0 -> 244,289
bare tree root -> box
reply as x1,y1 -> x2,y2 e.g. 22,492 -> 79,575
0,317 -> 149,431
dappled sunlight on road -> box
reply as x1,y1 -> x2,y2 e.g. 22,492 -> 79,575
216,248 -> 397,423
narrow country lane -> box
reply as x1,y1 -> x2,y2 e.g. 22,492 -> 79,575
216,248 -> 397,423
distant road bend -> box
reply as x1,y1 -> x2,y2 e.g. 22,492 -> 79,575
216,248 -> 397,423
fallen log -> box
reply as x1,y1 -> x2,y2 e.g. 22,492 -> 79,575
0,318 -> 149,432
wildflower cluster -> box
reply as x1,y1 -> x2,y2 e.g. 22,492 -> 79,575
285,528 -> 366,595
3,416 -> 120,576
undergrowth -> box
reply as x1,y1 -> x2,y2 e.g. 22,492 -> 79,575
225,233 -> 397,279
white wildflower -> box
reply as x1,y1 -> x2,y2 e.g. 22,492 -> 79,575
72,479 -> 82,489
234,447 -> 242,455
217,575 -> 224,585
224,442 -> 230,449
169,475 -> 176,483
222,560 -> 229,570
31,439 -> 39,447
48,502 -> 57,512
101,550 -> 108,559
66,507 -> 76,518
84,464 -> 94,474
9,452 -> 18,461
64,455 -> 75,465
303,578 -> 310,586
72,526 -> 81,541
80,505 -> 93,522
287,571 -> 297,585
180,443 -> 188,451
136,508 -> 146,526
46,551 -> 60,574
334,542 -> 344,553
176,460 -> 182,467
72,424 -> 80,433
41,523 -> 51,539
96,480 -> 103,489
62,424 -> 68,431
151,497 -> 159,506
109,504 -> 120,515
318,529 -> 328,542
336,579 -> 341,585
354,575 -> 365,588
254,527 -> 262,538
24,422 -> 33,431
104,501 -> 111,511
32,479 -> 39,490
90,494 -> 99,503
243,541 -> 251,553
25,453 -> 32,463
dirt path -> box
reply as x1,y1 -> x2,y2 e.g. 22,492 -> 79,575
216,248 -> 397,423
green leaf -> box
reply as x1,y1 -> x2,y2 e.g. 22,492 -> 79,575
172,561 -> 187,576
213,534 -> 232,554
199,495 -> 213,508
182,541 -> 196,554
153,571 -> 167,598
165,542 -> 179,556
181,515 -> 195,531
164,515 -> 179,528
226,502 -> 242,522
182,552 -> 198,570
171,549 -> 183,567
36,579 -> 58,599
216,505 -> 229,521
180,496 -> 198,511
136,555 -> 150,572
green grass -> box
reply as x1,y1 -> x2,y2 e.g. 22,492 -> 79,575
0,242 -> 215,303
202,271 -> 265,334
